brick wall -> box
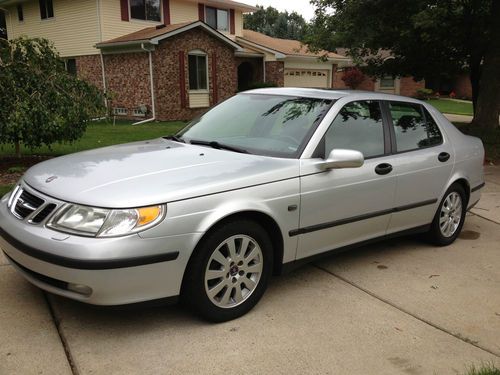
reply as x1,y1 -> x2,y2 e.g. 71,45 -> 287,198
103,53 -> 152,118
399,77 -> 425,97
153,28 -> 238,121
76,55 -> 104,91
265,61 -> 284,87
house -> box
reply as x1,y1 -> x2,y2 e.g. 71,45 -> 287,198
0,0 -> 424,121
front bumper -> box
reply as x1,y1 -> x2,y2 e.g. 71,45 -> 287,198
0,188 -> 202,305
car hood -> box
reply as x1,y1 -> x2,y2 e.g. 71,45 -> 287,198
23,139 -> 299,208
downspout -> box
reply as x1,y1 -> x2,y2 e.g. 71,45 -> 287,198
100,53 -> 108,108
133,43 -> 156,125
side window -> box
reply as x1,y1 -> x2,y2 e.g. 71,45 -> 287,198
389,102 -> 443,152
324,100 -> 385,158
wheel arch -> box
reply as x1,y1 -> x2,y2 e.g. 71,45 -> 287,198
182,210 -> 285,289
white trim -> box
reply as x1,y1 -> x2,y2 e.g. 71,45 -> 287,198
150,21 -> 242,51
236,38 -> 286,59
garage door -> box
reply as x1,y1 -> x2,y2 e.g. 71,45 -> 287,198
284,69 -> 330,88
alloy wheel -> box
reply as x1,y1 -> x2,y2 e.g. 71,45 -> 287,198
439,192 -> 463,237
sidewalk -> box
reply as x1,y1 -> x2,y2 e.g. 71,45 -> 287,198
1,168 -> 500,374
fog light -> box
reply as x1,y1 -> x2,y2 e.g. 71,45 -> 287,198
67,283 -> 93,296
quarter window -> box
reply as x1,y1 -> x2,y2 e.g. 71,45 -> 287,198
130,0 -> 161,22
324,101 -> 385,158
188,53 -> 208,91
389,102 -> 443,152
205,7 -> 229,32
39,0 -> 54,19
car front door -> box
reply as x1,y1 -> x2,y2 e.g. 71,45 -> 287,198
384,101 -> 454,234
295,100 -> 398,260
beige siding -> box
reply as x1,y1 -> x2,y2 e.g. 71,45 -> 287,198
170,0 -> 198,24
189,92 -> 210,108
5,0 -> 99,57
100,0 -> 163,41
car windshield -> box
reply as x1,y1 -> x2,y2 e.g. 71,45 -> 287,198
178,94 -> 333,158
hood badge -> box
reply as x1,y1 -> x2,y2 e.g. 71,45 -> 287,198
45,176 -> 58,183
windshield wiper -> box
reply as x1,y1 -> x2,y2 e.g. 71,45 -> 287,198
189,140 -> 250,154
163,135 -> 185,143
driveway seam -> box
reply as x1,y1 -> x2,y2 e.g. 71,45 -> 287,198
314,264 -> 500,358
469,211 -> 500,226
43,293 -> 80,375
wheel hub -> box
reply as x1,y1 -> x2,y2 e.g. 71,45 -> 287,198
229,264 -> 239,277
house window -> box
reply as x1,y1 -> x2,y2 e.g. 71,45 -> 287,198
188,53 -> 208,91
205,7 -> 228,32
17,4 -> 24,22
380,76 -> 395,88
65,59 -> 77,75
130,0 -> 161,22
39,0 -> 54,19
113,108 -> 128,116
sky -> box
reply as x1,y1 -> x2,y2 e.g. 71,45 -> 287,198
238,0 -> 316,21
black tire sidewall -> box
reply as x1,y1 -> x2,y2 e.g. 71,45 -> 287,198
183,219 -> 273,322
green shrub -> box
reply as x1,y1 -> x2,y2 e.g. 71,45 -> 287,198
415,88 -> 434,100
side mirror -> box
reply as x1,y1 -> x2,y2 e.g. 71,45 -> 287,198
320,149 -> 364,170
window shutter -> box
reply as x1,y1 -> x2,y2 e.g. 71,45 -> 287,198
198,3 -> 204,21
230,9 -> 235,34
212,53 -> 218,104
120,0 -> 129,21
179,51 -> 187,109
163,0 -> 170,25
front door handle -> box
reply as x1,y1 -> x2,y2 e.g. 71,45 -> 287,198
375,163 -> 393,175
438,152 -> 451,162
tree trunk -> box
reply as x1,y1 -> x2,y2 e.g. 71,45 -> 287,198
471,0 -> 500,131
469,57 -> 481,115
15,141 -> 21,158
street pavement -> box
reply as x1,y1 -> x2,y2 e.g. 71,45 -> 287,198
1,168 -> 499,375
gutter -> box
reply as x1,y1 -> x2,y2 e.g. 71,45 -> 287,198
133,43 -> 156,126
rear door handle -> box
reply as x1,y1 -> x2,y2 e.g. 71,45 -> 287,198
375,163 -> 393,175
438,152 -> 451,162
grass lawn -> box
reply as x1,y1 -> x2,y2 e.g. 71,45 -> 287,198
427,98 -> 473,116
0,120 -> 186,157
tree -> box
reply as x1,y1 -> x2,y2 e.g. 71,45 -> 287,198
244,6 -> 307,40
341,67 -> 365,89
305,0 -> 500,130
0,37 -> 105,157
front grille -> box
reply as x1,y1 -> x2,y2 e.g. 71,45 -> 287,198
10,187 -> 58,224
13,189 -> 45,219
31,203 -> 57,223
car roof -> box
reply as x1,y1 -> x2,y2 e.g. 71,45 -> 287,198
243,87 -> 424,104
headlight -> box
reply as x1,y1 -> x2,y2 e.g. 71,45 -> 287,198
49,204 -> 165,237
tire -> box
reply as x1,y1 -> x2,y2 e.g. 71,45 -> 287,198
182,219 -> 273,322
428,183 -> 467,246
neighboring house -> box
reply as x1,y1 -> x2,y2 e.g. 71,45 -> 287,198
0,0 -> 423,121
333,48 -> 425,97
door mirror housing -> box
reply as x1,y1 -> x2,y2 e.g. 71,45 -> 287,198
320,149 -> 364,170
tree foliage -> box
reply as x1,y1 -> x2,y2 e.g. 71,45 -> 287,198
305,0 -> 500,130
243,5 -> 307,40
0,37 -> 105,156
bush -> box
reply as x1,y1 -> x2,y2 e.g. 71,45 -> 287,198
341,67 -> 365,89
415,88 -> 434,100
0,37 -> 105,157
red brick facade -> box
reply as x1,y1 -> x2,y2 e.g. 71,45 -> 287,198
104,53 -> 152,116
265,61 -> 285,87
76,55 -> 104,91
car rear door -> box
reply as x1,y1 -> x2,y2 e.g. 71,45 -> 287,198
295,100 -> 398,260
383,100 -> 454,234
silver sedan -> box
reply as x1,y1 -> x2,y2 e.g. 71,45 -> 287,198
0,88 -> 485,322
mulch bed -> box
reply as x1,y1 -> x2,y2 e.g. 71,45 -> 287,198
0,156 -> 53,186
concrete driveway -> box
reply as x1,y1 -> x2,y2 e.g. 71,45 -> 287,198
1,168 -> 500,375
